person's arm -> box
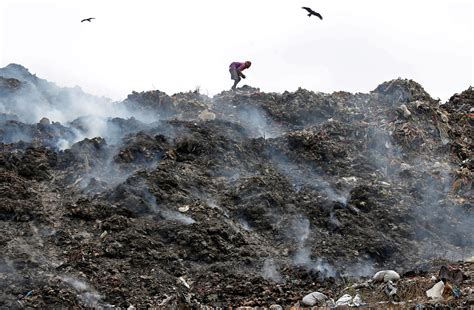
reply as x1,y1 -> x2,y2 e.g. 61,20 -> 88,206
237,64 -> 247,78
237,63 -> 247,71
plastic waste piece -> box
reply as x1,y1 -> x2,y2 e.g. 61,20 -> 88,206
426,280 -> 444,300
178,276 -> 190,289
19,290 -> 33,300
335,294 -> 352,306
384,280 -> 399,301
452,287 -> 461,298
178,205 -> 189,213
100,230 -> 108,239
352,294 -> 363,307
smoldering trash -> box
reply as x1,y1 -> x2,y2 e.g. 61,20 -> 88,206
0,64 -> 473,308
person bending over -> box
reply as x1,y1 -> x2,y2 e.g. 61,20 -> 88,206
229,61 -> 251,90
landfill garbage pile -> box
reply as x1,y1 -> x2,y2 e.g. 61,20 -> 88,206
0,64 -> 473,309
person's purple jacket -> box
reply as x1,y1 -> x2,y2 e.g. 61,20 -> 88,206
229,62 -> 249,72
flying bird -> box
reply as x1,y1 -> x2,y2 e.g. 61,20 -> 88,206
81,17 -> 95,22
302,7 -> 323,20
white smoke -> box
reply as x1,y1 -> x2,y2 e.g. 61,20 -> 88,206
142,187 -> 196,225
270,152 -> 347,204
262,259 -> 283,282
289,216 -> 336,278
0,64 -> 160,150
60,276 -> 105,308
235,105 -> 283,139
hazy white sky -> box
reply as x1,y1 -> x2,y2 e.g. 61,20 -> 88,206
0,0 -> 472,101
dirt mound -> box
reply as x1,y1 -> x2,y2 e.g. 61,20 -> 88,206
372,78 -> 433,104
122,90 -> 176,118
0,66 -> 472,308
445,87 -> 474,114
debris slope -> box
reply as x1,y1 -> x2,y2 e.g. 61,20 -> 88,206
0,64 -> 472,308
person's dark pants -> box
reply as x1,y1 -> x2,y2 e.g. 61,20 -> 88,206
229,68 -> 241,89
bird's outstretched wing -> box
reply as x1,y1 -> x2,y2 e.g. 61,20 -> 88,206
301,7 -> 323,19
80,17 -> 95,22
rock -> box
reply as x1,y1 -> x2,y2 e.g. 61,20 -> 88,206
39,117 -> 50,125
269,305 -> 283,310
399,104 -> 412,117
373,270 -> 400,283
198,110 -> 216,121
301,291 -> 327,306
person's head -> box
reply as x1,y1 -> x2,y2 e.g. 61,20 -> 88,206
245,61 -> 252,68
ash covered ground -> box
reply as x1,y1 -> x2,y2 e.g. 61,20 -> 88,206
0,64 -> 473,308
